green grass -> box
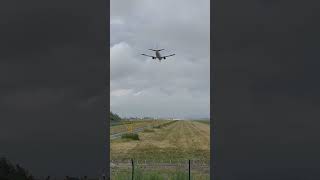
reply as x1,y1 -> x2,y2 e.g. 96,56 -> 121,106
111,168 -> 209,180
193,120 -> 210,125
143,128 -> 155,133
121,133 -> 140,140
125,148 -> 210,163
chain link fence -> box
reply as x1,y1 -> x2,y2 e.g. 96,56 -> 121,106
110,159 -> 210,180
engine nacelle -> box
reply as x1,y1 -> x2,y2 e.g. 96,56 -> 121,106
164,57 -> 166,59
152,57 -> 155,59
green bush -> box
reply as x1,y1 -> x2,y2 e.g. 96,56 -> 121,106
121,133 -> 140,140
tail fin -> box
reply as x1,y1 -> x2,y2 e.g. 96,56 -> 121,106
148,49 -> 164,51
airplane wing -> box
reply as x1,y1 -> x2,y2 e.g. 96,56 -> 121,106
141,54 -> 156,58
163,54 -> 175,58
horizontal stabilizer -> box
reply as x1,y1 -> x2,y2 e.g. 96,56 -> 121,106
148,49 -> 164,51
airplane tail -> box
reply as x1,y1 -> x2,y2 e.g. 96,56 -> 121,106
148,49 -> 164,51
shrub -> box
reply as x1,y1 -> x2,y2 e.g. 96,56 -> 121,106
121,133 -> 140,140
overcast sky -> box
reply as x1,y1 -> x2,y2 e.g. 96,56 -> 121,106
110,0 -> 210,119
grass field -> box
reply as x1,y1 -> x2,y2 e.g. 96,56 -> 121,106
112,168 -> 209,180
110,120 -> 210,179
110,120 -> 210,162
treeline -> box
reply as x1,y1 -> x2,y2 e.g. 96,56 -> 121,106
110,111 -> 121,122
109,111 -> 157,122
0,157 -> 35,180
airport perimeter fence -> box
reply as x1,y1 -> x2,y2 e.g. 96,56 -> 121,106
110,159 -> 210,180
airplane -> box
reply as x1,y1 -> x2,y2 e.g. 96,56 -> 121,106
141,49 -> 175,62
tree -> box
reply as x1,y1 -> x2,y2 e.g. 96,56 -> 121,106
0,157 -> 35,180
110,111 -> 121,122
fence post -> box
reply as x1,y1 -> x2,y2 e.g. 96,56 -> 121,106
131,159 -> 134,180
188,160 -> 191,180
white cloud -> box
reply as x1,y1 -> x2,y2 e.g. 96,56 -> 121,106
110,18 -> 125,25
111,89 -> 133,97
